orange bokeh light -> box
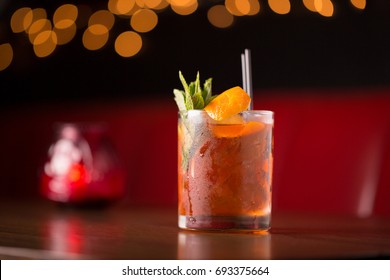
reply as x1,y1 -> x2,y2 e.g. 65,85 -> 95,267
268,0 -> 290,15
82,24 -> 109,51
207,5 -> 234,28
130,9 -> 158,33
10,7 -> 32,33
114,31 -> 142,57
0,43 -> 13,71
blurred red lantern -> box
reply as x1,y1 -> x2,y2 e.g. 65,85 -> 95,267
40,123 -> 125,207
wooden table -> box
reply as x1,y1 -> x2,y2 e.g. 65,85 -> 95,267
1,199 -> 389,260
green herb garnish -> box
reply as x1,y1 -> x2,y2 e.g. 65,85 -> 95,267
174,71 -> 216,171
173,71 -> 215,111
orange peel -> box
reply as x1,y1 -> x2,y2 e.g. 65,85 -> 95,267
204,86 -> 251,121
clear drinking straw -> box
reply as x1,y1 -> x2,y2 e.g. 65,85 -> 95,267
241,48 -> 253,110
241,53 -> 247,93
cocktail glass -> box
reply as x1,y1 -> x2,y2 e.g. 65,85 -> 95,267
178,110 -> 273,231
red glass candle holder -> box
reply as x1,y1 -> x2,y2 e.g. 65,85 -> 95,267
40,123 -> 125,207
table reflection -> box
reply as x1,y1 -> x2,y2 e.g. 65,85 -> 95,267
42,215 -> 85,256
41,210 -> 125,259
177,231 -> 271,259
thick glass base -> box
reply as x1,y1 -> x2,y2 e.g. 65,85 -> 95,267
178,214 -> 270,232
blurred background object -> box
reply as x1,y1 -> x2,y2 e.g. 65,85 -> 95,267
40,123 -> 125,206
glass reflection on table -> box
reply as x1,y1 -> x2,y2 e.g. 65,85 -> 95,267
177,231 -> 271,259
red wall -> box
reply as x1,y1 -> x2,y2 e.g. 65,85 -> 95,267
1,88 -> 389,216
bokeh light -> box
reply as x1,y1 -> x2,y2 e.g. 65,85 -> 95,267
28,19 -> 52,44
268,0 -> 290,15
51,4 -> 78,46
115,0 -> 136,15
236,0 -> 251,15
130,9 -> 158,33
0,43 -> 13,71
225,0 -> 244,16
144,0 -> 169,10
53,4 -> 78,29
10,7 -> 32,33
170,0 -> 198,16
144,0 -> 161,9
225,0 -> 259,16
247,0 -> 261,16
108,0 -> 122,15
315,0 -> 334,17
136,0 -> 145,8
53,23 -> 77,45
89,10 -> 115,31
350,0 -> 366,10
108,0 -> 142,16
170,0 -> 193,6
208,5 -> 234,28
90,24 -> 110,35
3,0 -> 369,67
114,31 -> 142,57
303,0 -> 317,12
82,24 -> 109,51
33,30 -> 57,58
26,8 -> 48,34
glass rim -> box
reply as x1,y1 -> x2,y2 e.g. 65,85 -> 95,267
178,110 -> 274,116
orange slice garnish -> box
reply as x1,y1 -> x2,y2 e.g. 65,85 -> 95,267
241,121 -> 265,136
211,124 -> 245,138
211,121 -> 264,138
204,86 -> 251,121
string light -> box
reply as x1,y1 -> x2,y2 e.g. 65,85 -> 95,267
303,0 -> 317,12
235,0 -> 251,15
144,0 -> 169,10
350,0 -> 366,10
28,19 -> 52,44
27,8 -> 48,33
0,0 -> 367,71
225,0 -> 244,16
114,31 -> 142,57
53,4 -> 78,29
247,0 -> 261,16
0,43 -> 13,71
130,9 -> 158,33
33,30 -> 57,57
170,0 -> 198,16
314,0 -> 334,17
115,0 -> 136,15
10,7 -> 32,33
89,10 -> 115,31
268,0 -> 291,15
208,5 -> 234,28
54,23 -> 77,45
225,0 -> 260,17
82,24 -> 109,51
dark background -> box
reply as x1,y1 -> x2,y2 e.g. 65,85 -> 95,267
1,0 -> 390,108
